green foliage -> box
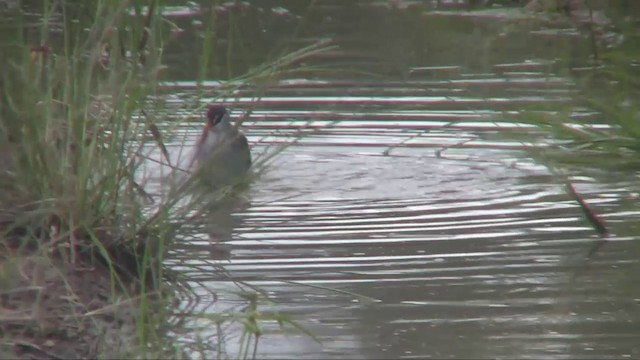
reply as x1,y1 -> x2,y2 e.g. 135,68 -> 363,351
0,1 -> 166,254
517,14 -> 640,171
0,1 -> 337,358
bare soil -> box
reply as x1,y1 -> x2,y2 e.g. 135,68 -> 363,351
0,248 -> 139,359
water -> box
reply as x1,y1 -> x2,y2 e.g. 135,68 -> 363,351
146,2 -> 640,359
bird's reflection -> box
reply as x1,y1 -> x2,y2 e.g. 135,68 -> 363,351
204,193 -> 251,260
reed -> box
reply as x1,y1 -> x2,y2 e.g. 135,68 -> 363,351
0,1 -> 334,358
516,11 -> 640,171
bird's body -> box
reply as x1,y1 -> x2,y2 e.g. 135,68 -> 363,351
190,105 -> 251,188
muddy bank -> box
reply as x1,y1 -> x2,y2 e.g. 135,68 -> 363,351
0,250 -> 143,359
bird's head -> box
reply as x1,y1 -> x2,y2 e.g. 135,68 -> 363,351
192,105 -> 231,167
204,105 -> 230,133
190,104 -> 250,173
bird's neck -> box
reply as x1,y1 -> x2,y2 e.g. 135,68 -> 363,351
215,119 -> 234,132
192,123 -> 236,165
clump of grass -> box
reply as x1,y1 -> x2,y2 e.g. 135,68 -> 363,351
1,0 -> 166,263
0,1 -> 338,358
0,1 -> 177,357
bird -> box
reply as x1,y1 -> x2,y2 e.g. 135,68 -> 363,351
189,105 -> 252,188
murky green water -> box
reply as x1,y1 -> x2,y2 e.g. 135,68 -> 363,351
144,2 -> 640,359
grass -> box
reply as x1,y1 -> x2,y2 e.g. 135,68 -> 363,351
515,7 -> 640,171
0,0 -> 177,356
0,1 -> 336,358
506,5 -> 640,240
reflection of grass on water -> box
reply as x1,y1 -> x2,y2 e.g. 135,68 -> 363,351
518,15 -> 640,170
515,10 -> 639,239
0,1 -> 331,358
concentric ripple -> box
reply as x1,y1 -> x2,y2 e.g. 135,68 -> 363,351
145,3 -> 640,359
155,72 -> 640,359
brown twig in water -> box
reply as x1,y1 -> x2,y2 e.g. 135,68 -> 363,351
565,179 -> 609,237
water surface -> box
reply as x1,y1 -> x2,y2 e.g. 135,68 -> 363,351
148,2 -> 640,359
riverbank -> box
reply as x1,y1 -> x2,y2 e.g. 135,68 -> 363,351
0,2 -> 173,357
0,250 -> 139,359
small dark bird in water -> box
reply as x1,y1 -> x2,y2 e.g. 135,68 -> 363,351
190,105 -> 252,187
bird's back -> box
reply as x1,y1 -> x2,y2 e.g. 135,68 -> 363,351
194,130 -> 251,188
